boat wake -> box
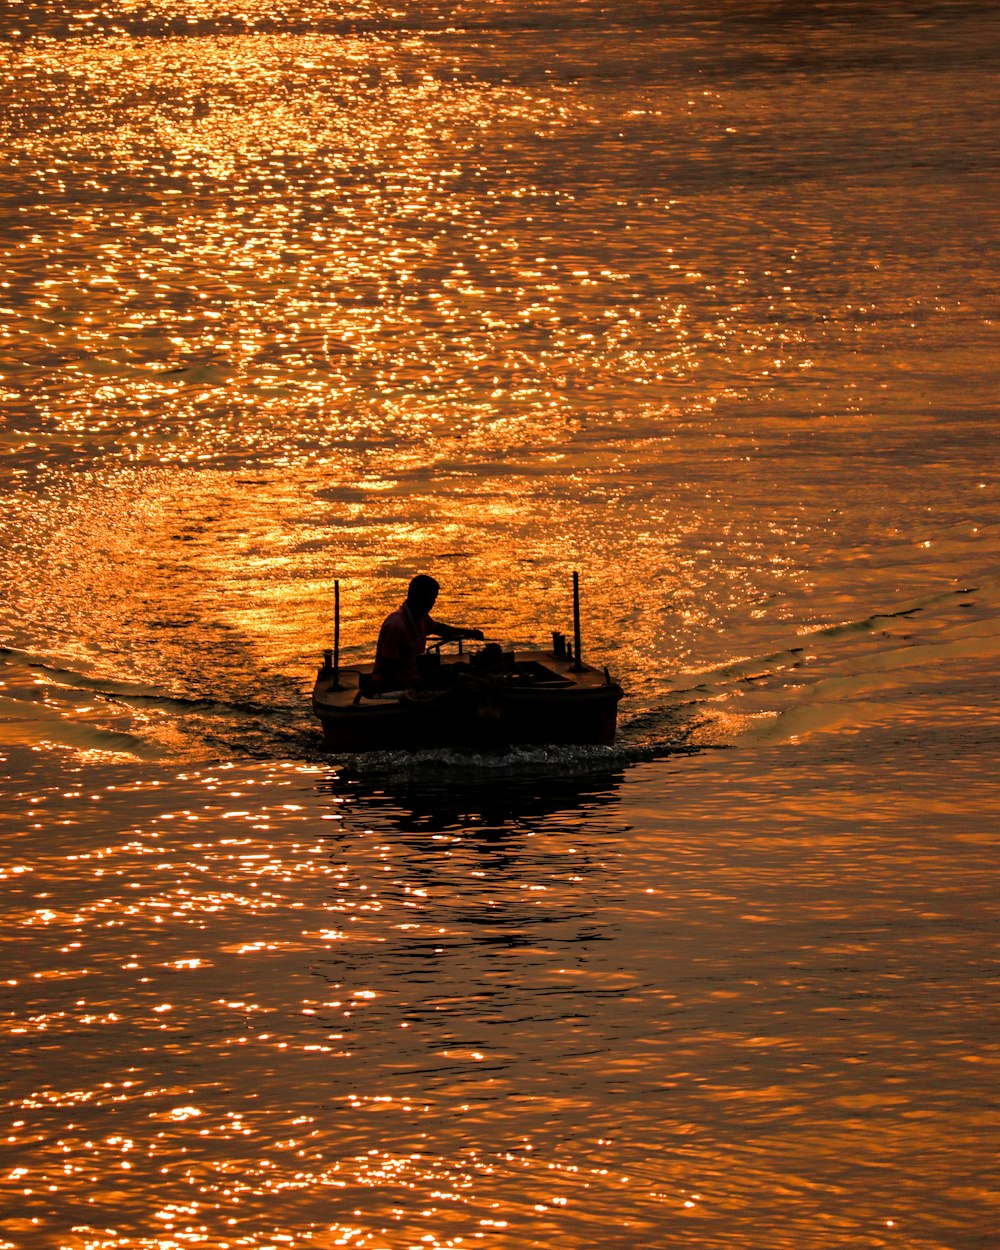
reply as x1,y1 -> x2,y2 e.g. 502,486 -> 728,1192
330,741 -> 629,781
5,581 -> 992,770
0,646 -> 311,763
326,713 -> 709,782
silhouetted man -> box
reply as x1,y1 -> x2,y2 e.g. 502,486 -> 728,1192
372,574 -> 483,690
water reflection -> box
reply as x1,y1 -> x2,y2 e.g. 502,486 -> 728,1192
323,756 -> 627,837
4,736 -> 996,1247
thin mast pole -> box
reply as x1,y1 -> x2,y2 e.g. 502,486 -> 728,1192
334,579 -> 341,689
572,570 -> 583,671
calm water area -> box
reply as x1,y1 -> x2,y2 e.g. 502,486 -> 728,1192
1,2 -> 998,1247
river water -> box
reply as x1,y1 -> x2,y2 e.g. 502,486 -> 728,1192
1,2 -> 998,1247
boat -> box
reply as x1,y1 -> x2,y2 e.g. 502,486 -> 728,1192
312,575 -> 624,752
313,643 -> 623,752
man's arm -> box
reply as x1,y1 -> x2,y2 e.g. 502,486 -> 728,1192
427,617 -> 484,642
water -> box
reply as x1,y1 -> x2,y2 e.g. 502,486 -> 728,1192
1,2 -> 998,1246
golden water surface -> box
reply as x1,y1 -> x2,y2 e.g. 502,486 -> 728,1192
1,2 -> 998,1247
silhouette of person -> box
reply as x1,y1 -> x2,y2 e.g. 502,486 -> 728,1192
372,574 -> 483,690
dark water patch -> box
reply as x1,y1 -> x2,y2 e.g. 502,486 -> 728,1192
7,0 -> 995,47
320,756 -> 628,837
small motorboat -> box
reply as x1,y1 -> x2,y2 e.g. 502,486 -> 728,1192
312,575 -> 624,753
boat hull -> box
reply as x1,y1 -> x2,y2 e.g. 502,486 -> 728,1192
312,650 -> 623,752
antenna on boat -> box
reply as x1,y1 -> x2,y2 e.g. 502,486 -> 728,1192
334,579 -> 342,688
572,570 -> 583,671
323,579 -> 343,690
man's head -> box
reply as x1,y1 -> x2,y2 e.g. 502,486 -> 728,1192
406,574 -> 440,615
